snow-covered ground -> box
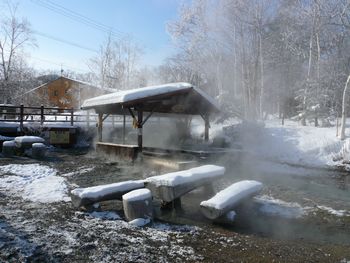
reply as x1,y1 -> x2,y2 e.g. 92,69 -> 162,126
1,117 -> 350,261
255,119 -> 344,168
206,118 -> 346,169
0,164 -> 70,203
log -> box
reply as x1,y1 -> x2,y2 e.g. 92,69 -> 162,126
2,141 -> 16,157
200,180 -> 263,220
32,143 -> 46,159
145,165 -> 225,202
122,188 -> 153,221
70,180 -> 144,208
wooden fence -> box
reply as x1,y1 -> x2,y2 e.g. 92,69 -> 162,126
0,104 -> 128,131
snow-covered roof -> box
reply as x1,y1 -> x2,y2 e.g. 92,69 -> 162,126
81,82 -> 220,115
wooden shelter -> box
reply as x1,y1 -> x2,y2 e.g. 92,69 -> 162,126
81,82 -> 220,155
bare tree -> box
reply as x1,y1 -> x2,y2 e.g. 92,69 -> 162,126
159,0 -> 350,124
88,34 -> 143,90
0,1 -> 35,103
340,75 -> 350,140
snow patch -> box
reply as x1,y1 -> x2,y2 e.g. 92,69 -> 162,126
128,218 -> 151,227
23,176 -> 70,203
60,167 -> 94,177
255,195 -> 306,219
89,211 -> 121,220
0,164 -> 69,203
317,205 -> 349,217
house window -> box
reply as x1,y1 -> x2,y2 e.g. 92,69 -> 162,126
53,90 -> 58,96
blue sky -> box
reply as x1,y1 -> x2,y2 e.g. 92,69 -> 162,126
2,0 -> 183,74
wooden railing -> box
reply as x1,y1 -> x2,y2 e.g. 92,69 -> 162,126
0,104 -> 130,131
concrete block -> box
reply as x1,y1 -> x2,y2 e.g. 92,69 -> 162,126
32,143 -> 46,159
123,189 -> 153,221
2,140 -> 16,157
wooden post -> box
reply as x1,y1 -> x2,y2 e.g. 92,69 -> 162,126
204,115 -> 209,142
137,110 -> 143,151
98,113 -> 103,142
87,110 -> 90,128
40,105 -> 44,126
20,104 -> 24,133
70,108 -> 74,126
123,113 -> 126,144
112,115 -> 115,128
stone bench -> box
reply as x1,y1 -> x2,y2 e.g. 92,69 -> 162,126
15,136 -> 45,149
200,180 -> 263,220
70,180 -> 144,208
123,188 -> 153,223
145,165 -> 225,203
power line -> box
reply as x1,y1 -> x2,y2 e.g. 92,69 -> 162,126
31,0 -> 129,40
33,30 -> 99,53
30,56 -> 91,73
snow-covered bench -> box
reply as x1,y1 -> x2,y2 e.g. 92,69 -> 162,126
70,180 -> 144,208
145,165 -> 225,203
14,136 -> 45,149
200,180 -> 263,220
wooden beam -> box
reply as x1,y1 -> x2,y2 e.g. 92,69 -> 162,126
128,107 -> 136,119
98,113 -> 103,142
102,114 -> 110,121
123,113 -> 126,144
200,113 -> 210,142
137,110 -> 143,151
204,115 -> 209,141
141,109 -> 155,126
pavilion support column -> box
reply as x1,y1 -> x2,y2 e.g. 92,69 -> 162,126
137,110 -> 143,151
123,113 -> 126,144
204,115 -> 210,142
98,113 -> 103,142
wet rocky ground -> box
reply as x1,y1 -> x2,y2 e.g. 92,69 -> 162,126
1,149 -> 350,262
